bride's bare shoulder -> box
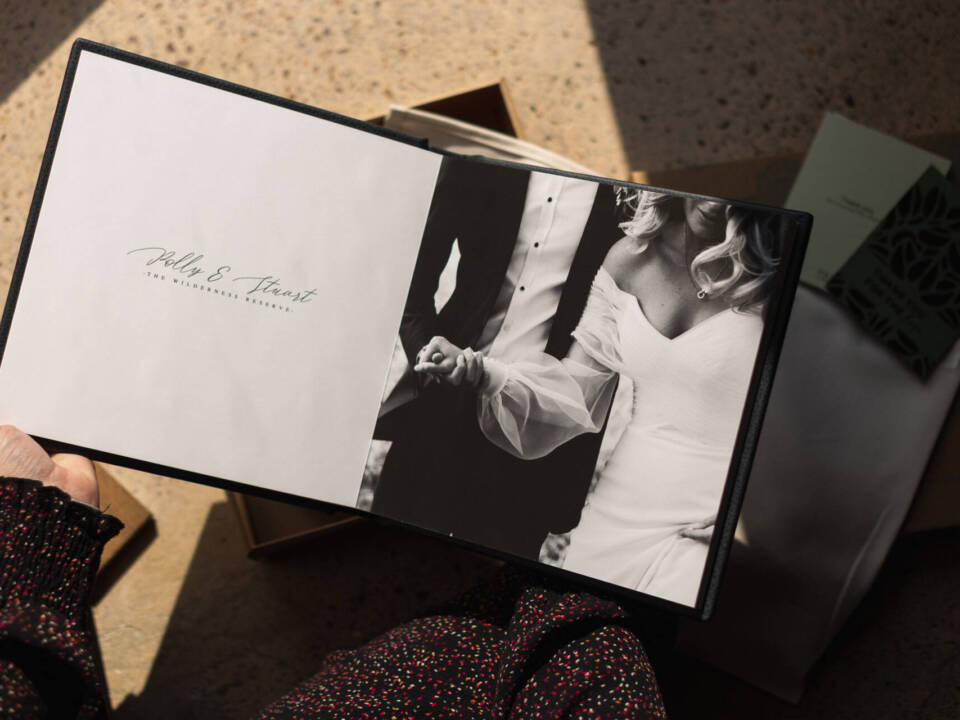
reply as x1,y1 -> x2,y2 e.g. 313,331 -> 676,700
600,236 -> 639,287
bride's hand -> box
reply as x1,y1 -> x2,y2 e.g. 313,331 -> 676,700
413,336 -> 463,380
679,521 -> 714,544
459,348 -> 485,389
416,341 -> 486,389
437,348 -> 485,387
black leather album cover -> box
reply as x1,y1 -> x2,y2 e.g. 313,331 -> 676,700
0,40 -> 810,619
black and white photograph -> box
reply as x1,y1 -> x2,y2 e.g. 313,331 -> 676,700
361,155 -> 800,607
0,42 -> 805,622
7,4 -> 960,714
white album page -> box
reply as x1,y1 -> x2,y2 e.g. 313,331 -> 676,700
0,50 -> 442,505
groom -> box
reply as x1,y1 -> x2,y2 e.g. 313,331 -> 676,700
371,155 -> 621,559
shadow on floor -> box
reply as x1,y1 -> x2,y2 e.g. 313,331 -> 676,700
105,498 -> 959,718
1,0 -> 105,103
581,0 -> 783,172
91,518 -> 158,606
112,500 -> 499,719
580,1 -> 958,173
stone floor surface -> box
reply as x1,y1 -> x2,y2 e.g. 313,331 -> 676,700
2,0 -> 959,717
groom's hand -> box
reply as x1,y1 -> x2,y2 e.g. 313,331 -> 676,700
414,336 -> 463,381
440,348 -> 485,388
539,532 -> 571,566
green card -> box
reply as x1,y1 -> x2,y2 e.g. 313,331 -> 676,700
827,168 -> 960,378
787,114 -> 951,290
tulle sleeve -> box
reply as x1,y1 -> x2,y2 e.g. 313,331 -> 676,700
476,268 -> 626,459
570,266 -> 627,372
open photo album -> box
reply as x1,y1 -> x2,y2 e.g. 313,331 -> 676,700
0,40 -> 810,618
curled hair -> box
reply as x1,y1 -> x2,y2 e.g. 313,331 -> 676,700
614,187 -> 786,311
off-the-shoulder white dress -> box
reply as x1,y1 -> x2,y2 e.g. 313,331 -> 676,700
478,267 -> 762,606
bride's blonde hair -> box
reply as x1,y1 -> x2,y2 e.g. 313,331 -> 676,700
615,187 -> 783,311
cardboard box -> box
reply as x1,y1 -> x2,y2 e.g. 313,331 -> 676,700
365,79 -> 523,138
632,130 -> 960,533
97,464 -> 153,570
92,464 -> 154,602
228,492 -> 359,559
228,80 -> 522,557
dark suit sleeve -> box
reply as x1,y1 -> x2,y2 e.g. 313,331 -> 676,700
538,183 -> 623,534
398,157 -> 460,368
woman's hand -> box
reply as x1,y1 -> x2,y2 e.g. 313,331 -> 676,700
435,349 -> 486,388
458,348 -> 486,389
414,335 -> 463,381
679,520 -> 714,544
0,425 -> 98,508
415,338 -> 486,389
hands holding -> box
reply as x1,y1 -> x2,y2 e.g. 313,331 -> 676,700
414,336 -> 487,389
0,425 -> 99,507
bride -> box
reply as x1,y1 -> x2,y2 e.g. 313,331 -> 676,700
415,188 -> 786,606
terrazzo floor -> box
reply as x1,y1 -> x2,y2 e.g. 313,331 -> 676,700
2,1 -> 959,717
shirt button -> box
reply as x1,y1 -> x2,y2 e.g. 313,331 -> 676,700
534,242 -> 540,248
547,197 -> 553,203
520,286 -> 526,291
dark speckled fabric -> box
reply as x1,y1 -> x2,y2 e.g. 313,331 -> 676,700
0,478 -> 666,719
256,568 -> 667,719
0,478 -> 122,719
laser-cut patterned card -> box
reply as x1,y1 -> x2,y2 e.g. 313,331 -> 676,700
787,114 -> 950,290
827,167 -> 960,378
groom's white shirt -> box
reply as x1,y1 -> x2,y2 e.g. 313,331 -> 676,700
475,171 -> 599,361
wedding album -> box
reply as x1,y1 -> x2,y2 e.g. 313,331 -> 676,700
0,40 -> 810,619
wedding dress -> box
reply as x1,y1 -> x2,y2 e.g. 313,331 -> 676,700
478,267 -> 762,606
